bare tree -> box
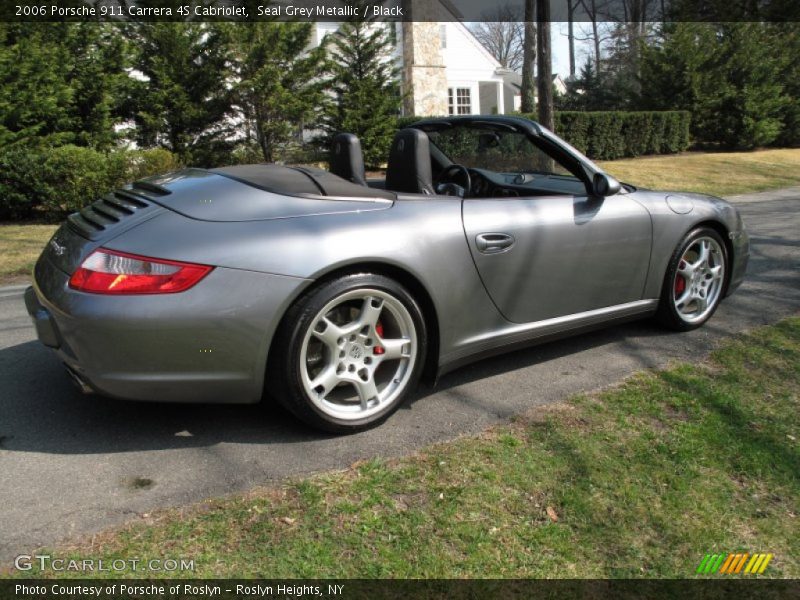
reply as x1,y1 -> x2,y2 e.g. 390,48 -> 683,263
600,0 -> 660,98
520,0 -> 536,113
470,5 -> 524,70
615,0 -> 659,56
576,0 -> 609,74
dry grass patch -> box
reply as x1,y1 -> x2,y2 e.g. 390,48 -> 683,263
599,148 -> 800,196
0,223 -> 57,284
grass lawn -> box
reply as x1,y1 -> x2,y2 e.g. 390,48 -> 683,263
600,148 -> 800,196
0,223 -> 57,285
13,317 -> 799,579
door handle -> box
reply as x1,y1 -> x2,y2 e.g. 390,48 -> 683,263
475,233 -> 515,254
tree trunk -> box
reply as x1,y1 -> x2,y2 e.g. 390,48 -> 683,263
520,0 -> 536,113
256,109 -> 272,163
590,0 -> 601,75
536,0 -> 554,133
568,0 -> 576,77
258,133 -> 271,164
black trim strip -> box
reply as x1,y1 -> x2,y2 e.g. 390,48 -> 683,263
132,180 -> 172,196
289,166 -> 327,195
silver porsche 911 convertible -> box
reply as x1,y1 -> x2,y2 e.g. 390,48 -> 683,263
26,116 -> 749,432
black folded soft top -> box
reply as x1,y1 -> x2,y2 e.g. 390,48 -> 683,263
212,164 -> 395,200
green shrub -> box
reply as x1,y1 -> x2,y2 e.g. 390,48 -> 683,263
36,145 -> 128,217
0,145 -> 182,221
229,142 -> 267,166
124,148 -> 183,182
541,111 -> 691,160
0,146 -> 49,220
775,103 -> 800,148
396,111 -> 691,161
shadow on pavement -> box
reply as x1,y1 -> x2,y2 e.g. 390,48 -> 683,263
0,319 -> 668,456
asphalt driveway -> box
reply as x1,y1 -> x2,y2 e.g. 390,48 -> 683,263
0,188 -> 798,564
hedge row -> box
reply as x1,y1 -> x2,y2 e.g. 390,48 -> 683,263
397,111 -> 691,161
548,111 -> 691,160
0,146 -> 181,221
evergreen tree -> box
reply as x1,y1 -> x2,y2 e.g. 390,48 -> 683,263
556,59 -> 623,111
320,2 -> 400,168
0,24 -> 74,148
773,23 -> 800,147
556,59 -> 596,110
65,23 -> 131,150
228,21 -> 328,163
0,23 -> 128,150
640,22 -> 789,149
129,22 -> 234,166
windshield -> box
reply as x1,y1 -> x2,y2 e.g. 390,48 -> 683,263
427,125 -> 577,178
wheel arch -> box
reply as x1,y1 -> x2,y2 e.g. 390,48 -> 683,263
689,219 -> 734,294
656,218 -> 733,301
265,261 -> 441,387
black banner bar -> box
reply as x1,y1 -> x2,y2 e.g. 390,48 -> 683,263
3,579 -> 800,600
1,0 -> 799,23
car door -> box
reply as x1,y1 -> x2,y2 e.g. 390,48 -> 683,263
462,191 -> 652,324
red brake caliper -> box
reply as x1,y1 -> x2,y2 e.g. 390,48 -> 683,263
674,261 -> 687,296
374,322 -> 385,355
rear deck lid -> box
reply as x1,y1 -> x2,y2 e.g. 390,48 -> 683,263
137,167 -> 394,222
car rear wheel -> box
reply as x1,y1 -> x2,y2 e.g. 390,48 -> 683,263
656,227 -> 727,331
272,274 -> 427,433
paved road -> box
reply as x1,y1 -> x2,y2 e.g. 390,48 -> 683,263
0,189 -> 798,565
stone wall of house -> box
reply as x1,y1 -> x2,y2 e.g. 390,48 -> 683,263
401,4 -> 448,116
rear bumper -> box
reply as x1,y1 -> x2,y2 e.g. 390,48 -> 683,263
24,286 -> 61,349
27,255 -> 309,404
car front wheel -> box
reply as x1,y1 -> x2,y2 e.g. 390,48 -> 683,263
272,274 -> 427,433
657,227 -> 728,331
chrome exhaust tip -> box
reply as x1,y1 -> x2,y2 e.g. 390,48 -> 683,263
64,364 -> 94,395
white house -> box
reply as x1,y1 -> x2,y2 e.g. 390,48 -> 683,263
312,1 -> 521,117
499,70 -> 569,111
431,20 -> 519,116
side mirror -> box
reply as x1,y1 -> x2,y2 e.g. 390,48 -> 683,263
592,172 -> 621,197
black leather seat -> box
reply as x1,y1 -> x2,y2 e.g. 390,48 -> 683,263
329,133 -> 367,186
385,128 -> 435,195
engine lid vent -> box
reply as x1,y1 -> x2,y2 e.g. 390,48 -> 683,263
67,188 -> 161,241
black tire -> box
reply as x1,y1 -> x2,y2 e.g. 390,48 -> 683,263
656,226 -> 728,331
270,273 -> 427,434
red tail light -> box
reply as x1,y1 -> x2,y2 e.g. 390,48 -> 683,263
69,248 -> 213,295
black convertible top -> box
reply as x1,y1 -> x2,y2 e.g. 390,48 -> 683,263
212,164 -> 395,200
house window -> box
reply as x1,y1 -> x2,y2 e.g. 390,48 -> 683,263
439,24 -> 447,49
448,87 -> 472,115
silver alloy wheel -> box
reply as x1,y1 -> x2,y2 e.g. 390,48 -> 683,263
299,288 -> 417,421
672,236 -> 726,324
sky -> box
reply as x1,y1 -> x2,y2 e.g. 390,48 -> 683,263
466,21 -> 593,78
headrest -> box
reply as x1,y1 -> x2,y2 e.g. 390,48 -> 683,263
330,133 -> 367,187
385,128 -> 434,195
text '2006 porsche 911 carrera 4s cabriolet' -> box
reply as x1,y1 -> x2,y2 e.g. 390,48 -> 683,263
26,116 -> 749,432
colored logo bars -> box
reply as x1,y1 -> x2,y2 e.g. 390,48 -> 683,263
696,553 -> 773,575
